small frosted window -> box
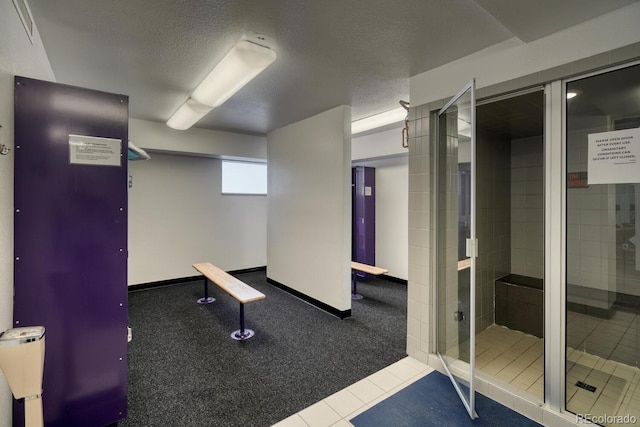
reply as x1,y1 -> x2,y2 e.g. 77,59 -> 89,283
221,161 -> 267,195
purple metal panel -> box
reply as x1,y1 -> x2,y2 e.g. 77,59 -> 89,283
352,166 -> 376,274
13,77 -> 128,427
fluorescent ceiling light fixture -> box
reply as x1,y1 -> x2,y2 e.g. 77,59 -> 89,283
191,41 -> 276,107
167,40 -> 276,130
166,99 -> 213,130
351,107 -> 407,135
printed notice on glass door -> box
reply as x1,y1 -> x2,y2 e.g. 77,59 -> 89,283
69,134 -> 122,167
588,128 -> 640,184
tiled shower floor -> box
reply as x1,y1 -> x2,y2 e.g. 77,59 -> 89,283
476,315 -> 640,426
566,347 -> 640,424
566,309 -> 640,425
567,310 -> 638,367
475,325 -> 545,400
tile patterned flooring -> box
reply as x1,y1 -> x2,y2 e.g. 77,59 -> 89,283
274,313 -> 638,427
273,357 -> 434,427
566,347 -> 640,425
567,310 -> 639,368
475,325 -> 545,400
477,313 -> 640,426
565,310 -> 640,425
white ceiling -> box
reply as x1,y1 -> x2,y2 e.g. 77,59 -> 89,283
26,0 -> 639,135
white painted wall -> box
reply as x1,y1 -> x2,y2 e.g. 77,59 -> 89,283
267,106 -> 352,312
129,119 -> 408,286
0,4 -> 55,426
127,118 -> 267,285
352,156 -> 408,280
127,118 -> 267,284
129,118 -> 266,160
352,126 -> 406,161
371,159 -> 409,281
352,127 -> 409,280
411,2 -> 640,106
128,151 -> 267,285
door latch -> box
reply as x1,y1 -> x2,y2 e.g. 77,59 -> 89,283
454,311 -> 465,322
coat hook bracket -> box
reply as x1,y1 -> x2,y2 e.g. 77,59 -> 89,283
0,125 -> 8,155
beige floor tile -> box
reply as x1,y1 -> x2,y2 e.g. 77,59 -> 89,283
330,420 -> 354,427
567,399 -> 593,415
347,378 -> 386,404
345,402 -> 372,421
385,358 -> 426,382
298,401 -> 341,427
367,368 -> 405,392
272,413 -> 310,427
526,382 -> 544,400
324,389 -> 366,418
495,370 -> 519,383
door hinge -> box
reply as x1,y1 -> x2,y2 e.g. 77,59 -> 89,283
465,238 -> 478,258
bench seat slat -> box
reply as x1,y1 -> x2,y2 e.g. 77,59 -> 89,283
351,261 -> 388,276
192,262 -> 265,304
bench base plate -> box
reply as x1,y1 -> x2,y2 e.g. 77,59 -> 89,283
231,329 -> 255,340
197,297 -> 216,304
351,293 -> 363,300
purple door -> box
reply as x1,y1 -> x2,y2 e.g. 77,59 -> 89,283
13,77 -> 128,427
352,166 -> 376,275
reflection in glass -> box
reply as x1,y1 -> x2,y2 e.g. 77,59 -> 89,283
565,64 -> 640,425
436,83 -> 476,418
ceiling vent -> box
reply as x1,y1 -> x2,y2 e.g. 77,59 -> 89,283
12,0 -> 35,44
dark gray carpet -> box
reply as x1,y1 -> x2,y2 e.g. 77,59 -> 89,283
121,271 -> 407,427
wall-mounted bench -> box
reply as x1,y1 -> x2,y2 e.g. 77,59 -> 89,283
350,261 -> 389,300
192,262 -> 266,340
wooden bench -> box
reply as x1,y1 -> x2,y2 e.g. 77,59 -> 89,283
350,261 -> 389,300
192,262 -> 266,340
458,258 -> 471,271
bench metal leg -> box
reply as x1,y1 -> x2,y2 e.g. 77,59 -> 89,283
351,270 -> 363,300
231,302 -> 255,340
197,278 -> 216,304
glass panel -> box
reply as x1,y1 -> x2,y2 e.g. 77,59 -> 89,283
474,90 -> 545,402
436,80 -> 477,419
566,63 -> 640,425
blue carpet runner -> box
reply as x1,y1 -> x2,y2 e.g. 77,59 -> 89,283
350,371 -> 541,426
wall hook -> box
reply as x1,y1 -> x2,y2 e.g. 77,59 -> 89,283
0,124 -> 7,155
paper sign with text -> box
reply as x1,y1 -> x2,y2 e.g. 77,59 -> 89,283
69,134 -> 122,167
587,128 -> 640,184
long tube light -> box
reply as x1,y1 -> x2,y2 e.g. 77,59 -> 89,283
166,99 -> 213,130
351,107 -> 407,135
167,40 -> 277,130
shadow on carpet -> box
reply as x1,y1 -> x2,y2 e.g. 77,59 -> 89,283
350,371 -> 541,427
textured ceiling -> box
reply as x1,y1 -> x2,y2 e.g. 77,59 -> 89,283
26,0 -> 639,135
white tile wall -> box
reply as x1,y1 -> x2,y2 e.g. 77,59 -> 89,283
406,104 -> 433,364
566,122 -> 621,302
